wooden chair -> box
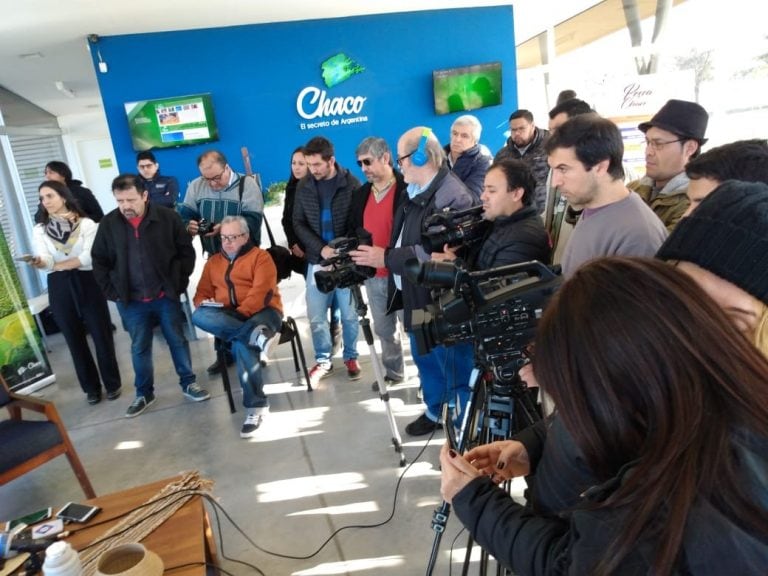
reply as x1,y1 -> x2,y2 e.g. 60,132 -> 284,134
0,377 -> 96,498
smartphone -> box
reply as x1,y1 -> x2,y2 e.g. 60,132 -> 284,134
55,502 -> 100,523
5,507 -> 52,531
13,254 -> 34,263
442,404 -> 458,452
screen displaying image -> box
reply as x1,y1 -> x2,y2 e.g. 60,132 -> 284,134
124,93 -> 219,151
433,62 -> 502,116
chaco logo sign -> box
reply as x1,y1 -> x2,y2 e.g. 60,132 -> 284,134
297,53 -> 370,131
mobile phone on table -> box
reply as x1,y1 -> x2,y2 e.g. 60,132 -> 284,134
55,502 -> 100,523
5,507 -> 53,531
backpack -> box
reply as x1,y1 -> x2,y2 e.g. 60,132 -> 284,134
238,175 -> 293,282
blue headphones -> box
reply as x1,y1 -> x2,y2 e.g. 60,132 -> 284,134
411,127 -> 432,167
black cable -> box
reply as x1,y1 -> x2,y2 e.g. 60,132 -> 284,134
448,526 -> 467,576
163,561 -> 237,575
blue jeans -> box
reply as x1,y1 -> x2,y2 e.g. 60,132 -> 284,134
192,306 -> 282,409
117,297 -> 196,398
307,264 -> 359,363
409,334 -> 474,422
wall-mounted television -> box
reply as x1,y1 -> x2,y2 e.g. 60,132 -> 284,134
433,62 -> 502,116
124,93 -> 219,151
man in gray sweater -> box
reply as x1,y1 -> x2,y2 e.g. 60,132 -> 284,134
545,115 -> 667,278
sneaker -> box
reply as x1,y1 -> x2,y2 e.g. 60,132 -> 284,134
125,394 -> 156,418
106,387 -> 122,401
183,383 -> 211,402
308,363 -> 333,387
240,412 -> 263,438
405,413 -> 442,436
331,323 -> 342,356
345,359 -> 362,380
86,392 -> 102,405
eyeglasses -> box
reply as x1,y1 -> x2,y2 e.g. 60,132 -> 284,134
220,232 -> 246,243
397,151 -> 415,167
356,157 -> 375,167
644,138 -> 684,151
204,166 -> 228,183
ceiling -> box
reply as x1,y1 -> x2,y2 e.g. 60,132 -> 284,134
0,0 -> 604,119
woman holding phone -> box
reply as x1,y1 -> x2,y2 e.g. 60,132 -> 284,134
29,180 -> 121,404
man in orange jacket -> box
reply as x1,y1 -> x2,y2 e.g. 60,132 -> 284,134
192,215 -> 283,438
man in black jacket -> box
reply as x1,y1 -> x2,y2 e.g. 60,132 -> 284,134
352,126 -> 478,436
348,137 -> 406,386
442,114 -> 493,200
92,174 -> 209,418
293,137 -> 362,386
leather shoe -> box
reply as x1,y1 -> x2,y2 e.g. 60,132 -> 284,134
106,387 -> 122,401
87,392 -> 102,405
207,354 -> 235,375
405,413 -> 441,436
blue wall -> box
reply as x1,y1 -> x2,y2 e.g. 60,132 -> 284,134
92,7 -> 517,192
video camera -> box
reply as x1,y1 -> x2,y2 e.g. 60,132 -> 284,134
314,229 -> 376,293
421,205 -> 489,253
406,259 -> 561,387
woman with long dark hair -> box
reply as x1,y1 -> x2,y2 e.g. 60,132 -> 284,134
28,180 -> 121,404
440,258 -> 768,575
34,161 -> 104,223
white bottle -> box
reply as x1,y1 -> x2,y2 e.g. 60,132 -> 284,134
42,541 -> 82,576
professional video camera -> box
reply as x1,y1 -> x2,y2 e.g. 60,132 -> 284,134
406,259 -> 561,386
314,229 -> 376,293
421,205 -> 489,253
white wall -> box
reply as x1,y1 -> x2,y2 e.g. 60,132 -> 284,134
57,111 -> 118,212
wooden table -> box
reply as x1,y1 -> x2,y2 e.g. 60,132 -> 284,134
64,476 -> 218,575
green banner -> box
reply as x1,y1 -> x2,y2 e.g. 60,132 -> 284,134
0,226 -> 54,392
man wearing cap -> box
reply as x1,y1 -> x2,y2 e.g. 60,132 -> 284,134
657,180 -> 768,356
628,99 -> 709,231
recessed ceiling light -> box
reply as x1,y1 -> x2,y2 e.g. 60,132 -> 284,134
18,52 -> 44,60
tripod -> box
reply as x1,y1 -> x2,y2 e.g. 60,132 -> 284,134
348,282 -> 407,467
425,360 -> 540,575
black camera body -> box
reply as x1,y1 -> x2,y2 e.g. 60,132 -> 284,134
314,231 -> 376,293
197,218 -> 214,236
407,260 -> 561,386
422,205 -> 489,253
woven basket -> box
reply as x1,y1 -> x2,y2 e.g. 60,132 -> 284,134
94,544 -> 163,576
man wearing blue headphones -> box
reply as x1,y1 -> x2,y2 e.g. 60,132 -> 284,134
352,126 -> 478,435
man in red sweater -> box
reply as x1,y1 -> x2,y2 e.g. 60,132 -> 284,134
192,215 -> 283,437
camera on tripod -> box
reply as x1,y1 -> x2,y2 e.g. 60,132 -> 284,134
421,205 -> 489,252
197,218 -> 214,235
406,259 -> 561,387
314,230 -> 376,293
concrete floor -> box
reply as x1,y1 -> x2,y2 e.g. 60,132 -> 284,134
1,207 -> 526,575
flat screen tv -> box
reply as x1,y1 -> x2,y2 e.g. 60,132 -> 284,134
433,62 -> 502,116
124,93 -> 219,151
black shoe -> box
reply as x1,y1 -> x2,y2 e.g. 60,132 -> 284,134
125,393 -> 156,418
106,387 -> 122,401
371,375 -> 404,391
207,354 -> 235,375
405,413 -> 441,436
87,392 -> 102,405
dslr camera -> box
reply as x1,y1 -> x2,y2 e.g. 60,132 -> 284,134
314,229 -> 376,293
197,218 -> 214,235
406,259 -> 561,387
422,205 -> 489,252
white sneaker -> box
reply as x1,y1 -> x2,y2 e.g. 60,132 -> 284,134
240,412 -> 263,438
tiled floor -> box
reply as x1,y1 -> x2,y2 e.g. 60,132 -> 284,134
1,209 -> 526,575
